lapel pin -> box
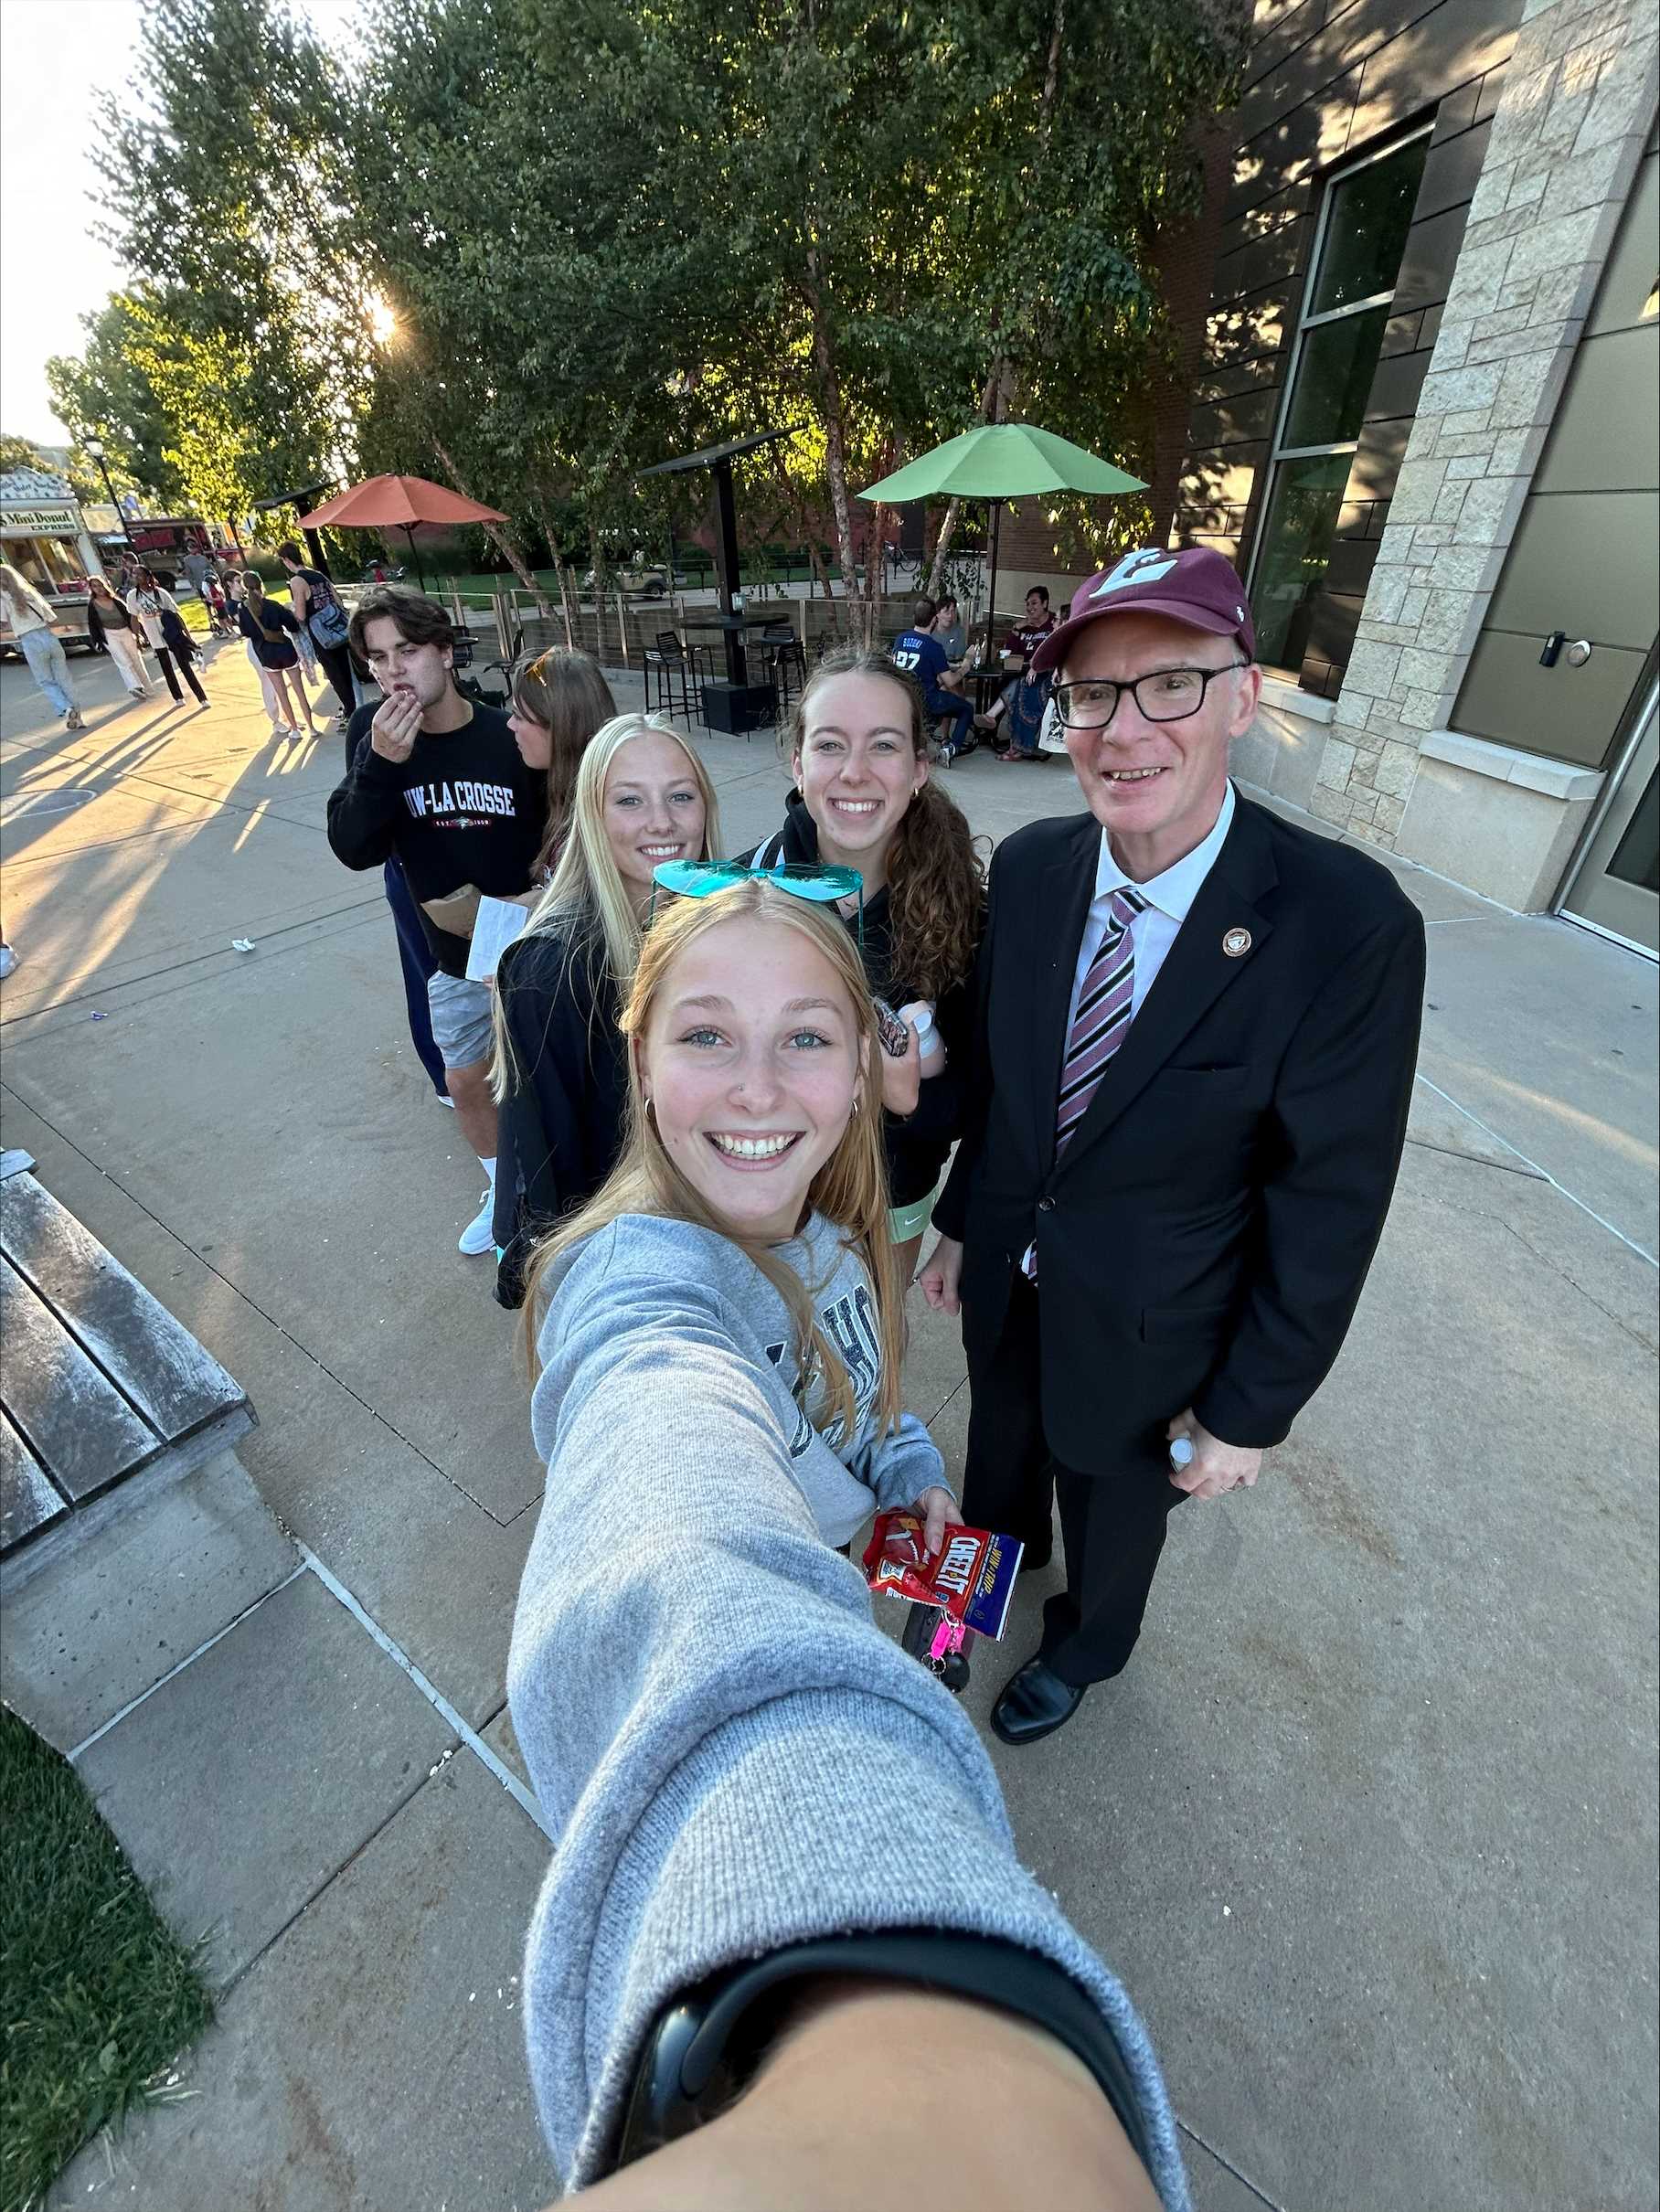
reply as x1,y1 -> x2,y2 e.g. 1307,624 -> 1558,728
1222,927 -> 1252,958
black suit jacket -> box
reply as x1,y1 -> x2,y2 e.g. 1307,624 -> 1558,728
933,793 -> 1425,1473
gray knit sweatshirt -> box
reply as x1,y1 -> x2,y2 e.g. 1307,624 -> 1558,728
530,1211 -> 950,1547
509,1212 -> 1191,2204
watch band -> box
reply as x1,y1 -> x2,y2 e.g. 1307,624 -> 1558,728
613,1928 -> 1153,2179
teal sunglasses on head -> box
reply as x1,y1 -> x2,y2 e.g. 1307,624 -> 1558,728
651,858 -> 865,941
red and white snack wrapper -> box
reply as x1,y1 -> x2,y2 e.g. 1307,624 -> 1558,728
861,1511 -> 1025,1641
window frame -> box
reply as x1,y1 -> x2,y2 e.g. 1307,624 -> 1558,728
1245,124 -> 1436,660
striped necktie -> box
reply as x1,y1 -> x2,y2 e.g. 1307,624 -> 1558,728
1056,887 -> 1148,1154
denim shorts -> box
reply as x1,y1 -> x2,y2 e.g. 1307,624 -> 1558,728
426,970 -> 494,1071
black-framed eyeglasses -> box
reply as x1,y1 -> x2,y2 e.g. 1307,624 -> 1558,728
1052,662 -> 1249,730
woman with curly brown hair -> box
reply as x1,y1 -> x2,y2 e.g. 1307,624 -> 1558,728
745,644 -> 986,1286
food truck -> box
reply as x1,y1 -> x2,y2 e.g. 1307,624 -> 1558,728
0,472 -> 102,652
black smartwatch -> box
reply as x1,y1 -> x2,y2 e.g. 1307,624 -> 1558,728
612,1927 -> 1154,2178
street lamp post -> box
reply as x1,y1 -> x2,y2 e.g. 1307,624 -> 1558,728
84,438 -> 138,557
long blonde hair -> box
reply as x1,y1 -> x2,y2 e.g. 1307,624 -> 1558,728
0,562 -> 54,625
521,878 -> 904,1444
487,712 -> 723,1102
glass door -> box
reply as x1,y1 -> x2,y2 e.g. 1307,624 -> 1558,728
1561,686 -> 1658,956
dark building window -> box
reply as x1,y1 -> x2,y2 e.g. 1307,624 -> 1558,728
1248,131 -> 1431,672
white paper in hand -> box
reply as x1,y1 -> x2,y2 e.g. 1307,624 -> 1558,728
465,895 -> 531,983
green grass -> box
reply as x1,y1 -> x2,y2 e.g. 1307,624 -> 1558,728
0,1707 -> 213,2212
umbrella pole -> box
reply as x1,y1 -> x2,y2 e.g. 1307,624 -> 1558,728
405,524 -> 429,595
983,499 -> 1004,666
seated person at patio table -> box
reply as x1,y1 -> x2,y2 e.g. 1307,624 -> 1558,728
934,592 -> 968,665
976,585 -> 1059,743
890,595 -> 974,760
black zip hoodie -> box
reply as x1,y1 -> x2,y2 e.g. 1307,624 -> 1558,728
742,797 -> 975,1207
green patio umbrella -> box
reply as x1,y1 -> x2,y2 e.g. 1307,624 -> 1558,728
858,422 -> 1145,664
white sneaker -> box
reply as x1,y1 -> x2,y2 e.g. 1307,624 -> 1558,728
458,1190 -> 495,1257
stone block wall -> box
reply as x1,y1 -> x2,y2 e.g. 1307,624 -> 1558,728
1314,0 -> 1659,845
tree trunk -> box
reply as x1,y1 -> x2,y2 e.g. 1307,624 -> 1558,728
802,250 -> 857,638
533,486 -> 577,641
429,431 -> 554,616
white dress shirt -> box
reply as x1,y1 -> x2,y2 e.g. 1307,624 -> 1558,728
1062,781 -> 1237,1040
1019,784 -> 1238,1278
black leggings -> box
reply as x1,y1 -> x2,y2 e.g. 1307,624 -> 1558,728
155,644 -> 207,704
314,640 -> 356,717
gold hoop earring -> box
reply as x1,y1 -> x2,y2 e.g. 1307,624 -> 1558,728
850,1093 -> 862,1117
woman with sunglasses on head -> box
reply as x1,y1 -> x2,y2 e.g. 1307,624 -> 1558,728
505,646 -> 618,888
489,713 -> 722,1307
746,646 -> 986,1288
520,874 -> 956,1553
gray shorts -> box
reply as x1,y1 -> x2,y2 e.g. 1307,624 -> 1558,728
427,970 -> 494,1071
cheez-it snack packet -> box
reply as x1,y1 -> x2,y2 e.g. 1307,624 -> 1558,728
862,1511 -> 1025,1641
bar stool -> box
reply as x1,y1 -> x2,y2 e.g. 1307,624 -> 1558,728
759,623 -> 806,719
644,630 -> 697,720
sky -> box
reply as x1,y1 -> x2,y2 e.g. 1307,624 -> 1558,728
0,0 -> 143,444
0,0 -> 360,449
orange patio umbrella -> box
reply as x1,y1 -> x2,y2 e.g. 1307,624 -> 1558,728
299,473 -> 508,591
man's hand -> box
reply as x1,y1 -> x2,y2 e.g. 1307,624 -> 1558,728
369,686 -> 422,763
1165,1410 -> 1261,1501
911,1484 -> 954,1558
878,1017 -> 921,1118
917,1235 -> 963,1314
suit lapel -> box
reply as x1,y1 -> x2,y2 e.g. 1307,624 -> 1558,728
1030,818 -> 1101,1177
1053,800 -> 1280,1175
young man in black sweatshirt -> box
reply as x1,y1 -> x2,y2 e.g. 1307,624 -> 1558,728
327,588 -> 548,1257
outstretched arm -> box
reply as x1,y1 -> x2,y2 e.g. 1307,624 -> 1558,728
511,1250 -> 1189,2205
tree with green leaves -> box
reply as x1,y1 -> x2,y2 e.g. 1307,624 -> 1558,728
47,294 -> 187,509
67,0 -> 1240,622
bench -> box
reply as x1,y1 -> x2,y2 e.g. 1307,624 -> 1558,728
0,1158 -> 255,1590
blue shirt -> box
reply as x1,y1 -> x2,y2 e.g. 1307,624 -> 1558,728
890,628 -> 951,702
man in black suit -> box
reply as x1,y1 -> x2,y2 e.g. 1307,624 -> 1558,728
919,547 -> 1425,1746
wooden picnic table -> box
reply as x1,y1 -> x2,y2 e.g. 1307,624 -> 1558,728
0,1161 -> 254,1575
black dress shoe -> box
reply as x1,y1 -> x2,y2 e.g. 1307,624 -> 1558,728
990,1655 -> 1087,1745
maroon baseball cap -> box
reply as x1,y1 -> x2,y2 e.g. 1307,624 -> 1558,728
1030,547 -> 1256,675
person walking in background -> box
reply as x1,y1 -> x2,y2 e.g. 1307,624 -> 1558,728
505,646 -> 618,886
84,574 -> 153,699
889,595 -> 975,761
126,566 -> 208,706
490,710 -> 720,1306
0,564 -> 86,729
327,586 -> 550,1259
238,574 -> 321,737
276,540 -> 357,726
919,547 -> 1425,1745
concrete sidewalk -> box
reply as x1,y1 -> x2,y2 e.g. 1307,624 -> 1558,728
2,646 -> 1655,2211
